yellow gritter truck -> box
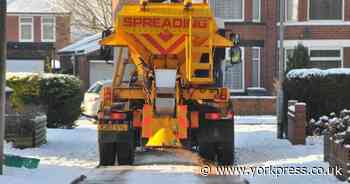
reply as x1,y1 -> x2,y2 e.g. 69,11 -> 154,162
98,0 -> 239,166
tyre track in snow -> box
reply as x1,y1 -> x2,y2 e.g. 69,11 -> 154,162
76,149 -> 248,184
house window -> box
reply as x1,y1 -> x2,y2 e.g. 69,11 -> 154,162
42,17 -> 56,42
310,49 -> 342,69
19,17 -> 33,42
223,47 -> 245,92
309,0 -> 343,20
210,0 -> 244,21
252,0 -> 261,22
286,0 -> 298,21
251,47 -> 261,87
284,48 -> 294,70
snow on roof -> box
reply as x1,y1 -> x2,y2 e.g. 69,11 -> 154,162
58,33 -> 102,55
287,68 -> 350,79
7,0 -> 69,14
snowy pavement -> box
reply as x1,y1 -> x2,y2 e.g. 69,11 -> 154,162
0,116 -> 346,184
234,116 -> 276,125
1,120 -> 98,184
236,125 -> 344,184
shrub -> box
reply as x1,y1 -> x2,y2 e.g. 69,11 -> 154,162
283,68 -> 350,121
6,73 -> 82,128
40,74 -> 82,128
286,44 -> 310,73
6,73 -> 41,111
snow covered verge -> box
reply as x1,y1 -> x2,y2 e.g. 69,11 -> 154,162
0,119 -> 98,184
287,68 -> 350,79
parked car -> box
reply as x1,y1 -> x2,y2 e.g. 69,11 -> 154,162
81,80 -> 112,118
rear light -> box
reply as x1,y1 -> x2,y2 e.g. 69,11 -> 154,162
205,113 -> 221,120
110,112 -> 127,120
205,112 -> 234,120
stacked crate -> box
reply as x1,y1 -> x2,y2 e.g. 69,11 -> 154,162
5,102 -> 47,149
325,133 -> 350,182
5,114 -> 47,149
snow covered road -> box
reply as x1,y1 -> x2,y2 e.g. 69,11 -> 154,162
0,117 -> 346,184
78,150 -> 247,184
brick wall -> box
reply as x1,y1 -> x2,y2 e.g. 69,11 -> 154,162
55,15 -> 71,50
344,47 -> 350,67
346,0 -> 350,21
285,26 -> 350,40
77,55 -> 90,92
262,0 -> 278,93
245,48 -> 252,88
298,0 -> 308,21
34,16 -> 41,43
244,0 -> 253,22
231,96 -> 276,115
225,24 -> 266,41
6,16 -> 18,42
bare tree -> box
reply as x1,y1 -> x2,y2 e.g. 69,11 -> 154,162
56,0 -> 113,34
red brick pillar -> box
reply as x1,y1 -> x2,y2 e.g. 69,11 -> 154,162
294,103 -> 306,145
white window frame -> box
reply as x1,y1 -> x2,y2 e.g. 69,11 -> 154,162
251,47 -> 261,87
307,0 -> 345,22
209,0 -> 245,22
309,47 -> 344,68
285,0 -> 299,22
252,0 -> 261,22
41,16 -> 56,42
223,47 -> 245,93
19,17 -> 34,42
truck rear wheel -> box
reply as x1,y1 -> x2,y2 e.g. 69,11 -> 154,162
199,142 -> 215,161
116,142 -> 135,165
99,142 -> 117,166
217,142 -> 234,165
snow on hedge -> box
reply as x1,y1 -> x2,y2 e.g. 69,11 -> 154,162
6,72 -> 80,83
287,68 -> 350,79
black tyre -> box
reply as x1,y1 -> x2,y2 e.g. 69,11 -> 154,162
199,142 -> 215,161
217,142 -> 234,165
116,142 -> 135,165
99,142 -> 117,166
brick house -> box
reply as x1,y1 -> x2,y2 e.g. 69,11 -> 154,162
209,0 -> 278,95
282,0 -> 350,70
210,0 -> 350,97
6,0 -> 71,73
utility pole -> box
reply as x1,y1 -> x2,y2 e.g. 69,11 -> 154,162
0,0 -> 7,175
277,0 -> 285,139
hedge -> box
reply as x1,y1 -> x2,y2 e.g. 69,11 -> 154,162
6,73 -> 82,128
283,68 -> 350,121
